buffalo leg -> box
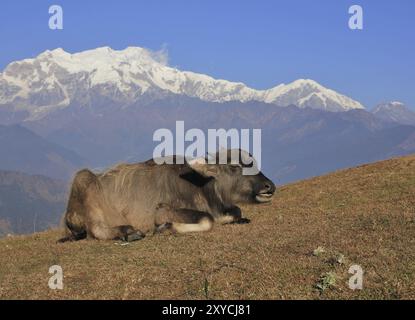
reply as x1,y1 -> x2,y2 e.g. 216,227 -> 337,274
155,204 -> 214,234
87,220 -> 145,241
215,206 -> 251,224
57,231 -> 87,243
117,225 -> 145,242
90,225 -> 144,242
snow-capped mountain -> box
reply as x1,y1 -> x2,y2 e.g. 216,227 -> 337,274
261,79 -> 364,111
372,102 -> 415,126
0,46 -> 364,119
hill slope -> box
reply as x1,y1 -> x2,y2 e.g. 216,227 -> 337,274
0,124 -> 84,180
0,171 -> 68,235
0,155 -> 414,299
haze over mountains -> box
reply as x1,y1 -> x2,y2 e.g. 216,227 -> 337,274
0,46 -> 414,234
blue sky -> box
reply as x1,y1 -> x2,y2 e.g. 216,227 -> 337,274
0,0 -> 414,109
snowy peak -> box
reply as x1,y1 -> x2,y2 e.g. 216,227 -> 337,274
373,101 -> 405,111
0,46 -> 258,107
2,46 -> 167,92
372,102 -> 415,126
0,46 -> 364,117
263,79 -> 364,111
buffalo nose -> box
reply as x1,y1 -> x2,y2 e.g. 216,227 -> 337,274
264,182 -> 275,193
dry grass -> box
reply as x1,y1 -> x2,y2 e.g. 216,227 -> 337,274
1,155 -> 414,300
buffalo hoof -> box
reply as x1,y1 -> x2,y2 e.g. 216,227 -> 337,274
57,236 -> 72,244
124,231 -> 145,242
232,217 -> 251,224
154,222 -> 174,234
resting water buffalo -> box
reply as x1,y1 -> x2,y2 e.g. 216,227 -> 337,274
59,150 -> 276,242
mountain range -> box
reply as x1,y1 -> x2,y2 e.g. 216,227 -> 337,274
0,46 -> 415,234
0,47 -> 364,119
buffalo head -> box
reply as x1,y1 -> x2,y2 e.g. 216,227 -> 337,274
187,149 -> 276,204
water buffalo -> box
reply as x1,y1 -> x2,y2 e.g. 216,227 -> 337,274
58,150 -> 276,242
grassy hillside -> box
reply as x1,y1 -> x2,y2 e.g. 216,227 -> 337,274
0,155 -> 414,299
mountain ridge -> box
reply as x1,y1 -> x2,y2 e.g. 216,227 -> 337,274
0,46 -> 364,117
372,101 -> 415,126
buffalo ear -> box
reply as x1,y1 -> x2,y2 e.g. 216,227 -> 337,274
189,163 -> 219,178
187,158 -> 219,178
179,161 -> 216,187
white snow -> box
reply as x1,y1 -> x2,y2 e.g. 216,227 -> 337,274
0,46 -> 365,113
373,101 -> 405,114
